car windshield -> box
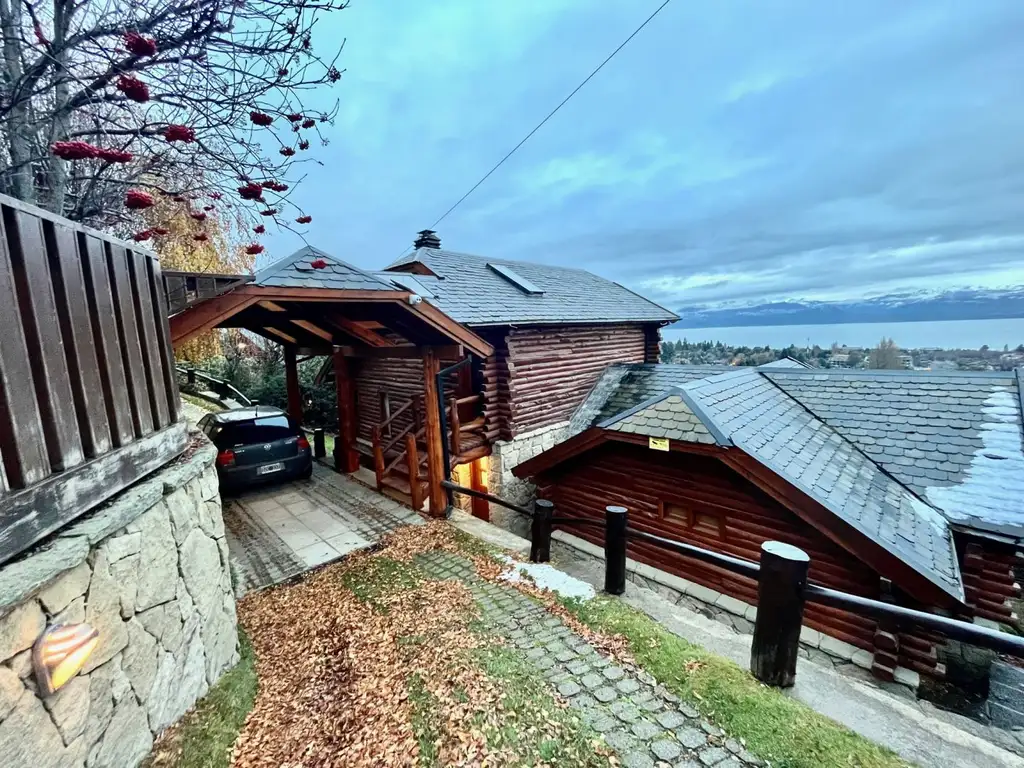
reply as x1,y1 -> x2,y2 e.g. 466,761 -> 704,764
213,415 -> 294,445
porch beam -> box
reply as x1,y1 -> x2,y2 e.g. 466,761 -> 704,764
334,344 -> 464,360
169,293 -> 259,346
422,348 -> 447,516
285,346 -> 303,424
333,349 -> 360,473
323,313 -> 398,348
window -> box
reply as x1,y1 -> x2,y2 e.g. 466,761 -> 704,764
217,416 -> 296,446
487,263 -> 544,294
664,502 -> 724,538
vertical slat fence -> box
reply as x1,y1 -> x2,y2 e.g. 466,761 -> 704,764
0,193 -> 186,565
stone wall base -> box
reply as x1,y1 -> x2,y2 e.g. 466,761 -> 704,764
0,433 -> 238,768
487,421 -> 569,538
552,530 -> 922,690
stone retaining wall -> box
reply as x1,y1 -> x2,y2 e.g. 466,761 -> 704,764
488,421 -> 569,537
0,434 -> 238,768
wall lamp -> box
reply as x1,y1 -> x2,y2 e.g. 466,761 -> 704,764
32,623 -> 99,696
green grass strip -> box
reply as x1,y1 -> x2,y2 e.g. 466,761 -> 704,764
143,629 -> 258,768
562,596 -> 908,768
472,645 -> 610,767
339,556 -> 421,611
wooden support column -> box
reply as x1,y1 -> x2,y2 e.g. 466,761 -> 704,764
422,348 -> 447,516
470,457 -> 489,521
284,345 -> 303,424
333,348 -> 360,473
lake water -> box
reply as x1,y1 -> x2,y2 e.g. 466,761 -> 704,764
663,318 -> 1024,350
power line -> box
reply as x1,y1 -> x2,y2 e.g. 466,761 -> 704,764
426,0 -> 675,231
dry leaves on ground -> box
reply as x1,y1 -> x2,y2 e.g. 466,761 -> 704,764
234,522 -> 620,767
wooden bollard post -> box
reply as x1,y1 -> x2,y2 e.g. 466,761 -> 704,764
313,428 -> 326,458
604,506 -> 628,595
530,500 -> 554,563
750,541 -> 810,687
186,367 -> 196,386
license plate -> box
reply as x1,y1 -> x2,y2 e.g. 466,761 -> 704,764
258,462 -> 284,475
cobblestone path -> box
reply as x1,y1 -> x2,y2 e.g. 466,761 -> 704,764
415,551 -> 765,768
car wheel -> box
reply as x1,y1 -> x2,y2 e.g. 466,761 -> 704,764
300,463 -> 313,480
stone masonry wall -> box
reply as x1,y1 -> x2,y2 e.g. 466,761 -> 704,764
488,421 -> 569,537
0,434 -> 238,768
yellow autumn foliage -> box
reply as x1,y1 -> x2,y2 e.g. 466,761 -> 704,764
145,196 -> 258,363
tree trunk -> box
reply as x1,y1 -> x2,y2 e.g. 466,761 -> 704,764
0,0 -> 36,203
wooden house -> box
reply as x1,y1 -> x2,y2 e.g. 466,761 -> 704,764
317,230 -> 678,515
514,362 -> 1024,685
168,232 -> 676,518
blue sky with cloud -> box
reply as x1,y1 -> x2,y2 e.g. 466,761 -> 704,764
266,0 -> 1024,311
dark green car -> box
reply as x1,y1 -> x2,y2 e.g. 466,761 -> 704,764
198,406 -> 313,491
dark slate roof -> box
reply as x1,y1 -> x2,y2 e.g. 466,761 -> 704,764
763,369 -> 1024,537
385,248 -> 678,326
599,368 -> 965,601
255,247 -> 397,291
604,393 -> 715,444
568,364 -> 729,436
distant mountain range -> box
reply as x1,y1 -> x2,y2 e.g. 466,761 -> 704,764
672,287 -> 1024,328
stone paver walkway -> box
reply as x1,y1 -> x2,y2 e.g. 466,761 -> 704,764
223,464 -> 422,595
415,551 -> 763,768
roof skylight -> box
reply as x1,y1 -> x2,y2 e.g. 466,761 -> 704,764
487,263 -> 544,295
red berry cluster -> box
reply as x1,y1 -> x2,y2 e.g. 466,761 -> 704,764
163,125 -> 195,143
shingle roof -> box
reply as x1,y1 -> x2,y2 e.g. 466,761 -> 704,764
604,393 -> 715,444
762,369 -> 1024,537
599,368 -> 965,601
255,247 -> 398,291
385,248 -> 678,326
568,364 -> 729,436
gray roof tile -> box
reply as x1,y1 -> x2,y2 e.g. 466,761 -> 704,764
385,248 -> 677,326
605,394 -> 715,444
679,369 -> 964,601
255,247 -> 397,291
764,369 -> 1024,536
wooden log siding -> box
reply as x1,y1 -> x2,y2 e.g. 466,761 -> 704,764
537,443 -> 884,652
960,539 -> 1020,625
0,194 -> 185,565
504,324 -> 647,436
479,329 -> 512,442
351,357 -> 457,445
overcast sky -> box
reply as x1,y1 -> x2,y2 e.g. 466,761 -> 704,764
265,1 -> 1024,310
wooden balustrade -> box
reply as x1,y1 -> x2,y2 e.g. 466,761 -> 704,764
0,193 -> 186,565
406,433 -> 423,511
449,396 -> 461,455
371,426 -> 386,490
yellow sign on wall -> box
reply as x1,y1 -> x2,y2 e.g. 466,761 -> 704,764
648,437 -> 669,452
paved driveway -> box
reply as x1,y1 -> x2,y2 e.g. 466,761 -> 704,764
222,463 -> 423,595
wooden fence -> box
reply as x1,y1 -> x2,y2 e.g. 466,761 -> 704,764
0,193 -> 186,565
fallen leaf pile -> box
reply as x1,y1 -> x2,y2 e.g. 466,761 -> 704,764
234,522 -> 619,767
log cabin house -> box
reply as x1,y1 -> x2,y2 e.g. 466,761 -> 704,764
168,230 -> 676,517
314,230 -> 679,516
513,362 -> 1024,686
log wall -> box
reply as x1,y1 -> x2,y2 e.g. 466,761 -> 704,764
350,357 -> 458,444
961,539 -> 1020,626
504,324 -> 647,436
537,442 -> 883,651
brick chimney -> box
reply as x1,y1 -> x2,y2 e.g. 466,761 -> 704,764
413,229 -> 441,249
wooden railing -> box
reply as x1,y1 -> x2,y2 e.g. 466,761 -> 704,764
162,270 -> 250,315
441,482 -> 1024,687
0,193 -> 187,565
177,365 -> 252,406
447,393 -> 486,458
371,394 -> 427,509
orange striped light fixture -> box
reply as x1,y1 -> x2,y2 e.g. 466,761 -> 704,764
32,624 -> 99,696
